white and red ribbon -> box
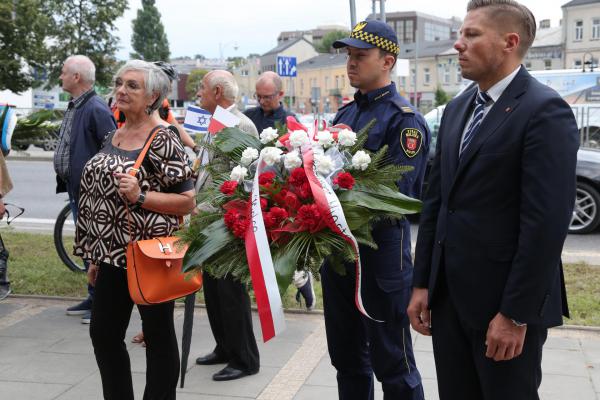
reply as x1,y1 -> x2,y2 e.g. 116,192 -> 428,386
244,154 -> 286,342
301,146 -> 381,322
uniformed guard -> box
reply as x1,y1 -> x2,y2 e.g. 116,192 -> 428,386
321,20 -> 430,400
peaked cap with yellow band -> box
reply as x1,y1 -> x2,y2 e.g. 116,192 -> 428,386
333,20 -> 400,55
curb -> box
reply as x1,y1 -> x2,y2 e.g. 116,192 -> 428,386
7,293 -> 324,315
7,155 -> 54,162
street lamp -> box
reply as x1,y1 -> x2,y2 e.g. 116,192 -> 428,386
219,42 -> 239,64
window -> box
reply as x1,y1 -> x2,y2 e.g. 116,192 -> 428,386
593,18 -> 600,39
424,22 -> 450,42
397,20 -> 405,43
573,59 -> 582,68
325,76 -> 329,91
424,68 -> 430,85
405,20 -> 414,43
544,59 -> 552,70
456,67 -> 462,82
575,20 -> 583,41
525,61 -> 532,69
443,66 -> 450,84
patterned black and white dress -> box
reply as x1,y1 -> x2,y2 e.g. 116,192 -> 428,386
74,127 -> 194,268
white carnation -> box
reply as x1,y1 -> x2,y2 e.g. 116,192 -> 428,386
261,147 -> 283,166
337,129 -> 357,147
289,130 -> 310,148
283,150 -> 302,169
240,147 -> 259,166
351,150 -> 371,171
230,165 -> 248,182
259,127 -> 279,144
316,130 -> 334,148
315,154 -> 334,175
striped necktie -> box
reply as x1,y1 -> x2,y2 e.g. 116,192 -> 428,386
460,91 -> 491,156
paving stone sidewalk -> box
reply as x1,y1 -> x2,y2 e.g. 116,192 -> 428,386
0,296 -> 598,400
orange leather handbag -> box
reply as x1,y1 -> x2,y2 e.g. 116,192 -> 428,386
125,126 -> 202,305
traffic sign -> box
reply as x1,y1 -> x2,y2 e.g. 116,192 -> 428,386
277,56 -> 297,77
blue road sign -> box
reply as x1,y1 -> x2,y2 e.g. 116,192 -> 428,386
277,56 -> 297,77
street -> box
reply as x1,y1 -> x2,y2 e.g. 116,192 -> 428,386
4,158 -> 600,265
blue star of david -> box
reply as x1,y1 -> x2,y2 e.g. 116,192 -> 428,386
197,115 -> 208,125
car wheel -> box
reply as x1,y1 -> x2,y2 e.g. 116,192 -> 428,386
42,138 -> 58,152
569,182 -> 600,234
13,143 -> 29,151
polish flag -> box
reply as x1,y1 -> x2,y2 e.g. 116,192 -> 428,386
208,105 -> 240,135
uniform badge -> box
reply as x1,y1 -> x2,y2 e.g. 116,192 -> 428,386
400,128 -> 423,158
353,21 -> 367,32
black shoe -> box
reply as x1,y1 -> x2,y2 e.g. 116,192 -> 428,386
212,366 -> 257,381
66,298 -> 92,315
195,352 -> 228,365
81,310 -> 91,324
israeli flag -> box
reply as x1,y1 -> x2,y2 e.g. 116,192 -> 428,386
183,105 -> 211,133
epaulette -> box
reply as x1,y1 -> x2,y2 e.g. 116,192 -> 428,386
391,98 -> 415,115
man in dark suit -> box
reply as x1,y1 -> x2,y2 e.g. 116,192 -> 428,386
407,1 -> 579,399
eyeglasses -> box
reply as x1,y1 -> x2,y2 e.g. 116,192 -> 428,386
253,93 -> 278,101
3,203 -> 24,225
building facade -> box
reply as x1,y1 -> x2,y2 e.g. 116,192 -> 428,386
562,0 -> 600,68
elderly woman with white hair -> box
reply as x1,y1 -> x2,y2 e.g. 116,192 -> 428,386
74,59 -> 195,399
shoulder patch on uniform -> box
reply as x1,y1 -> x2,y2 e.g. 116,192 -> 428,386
400,128 -> 423,158
391,98 -> 414,114
400,106 -> 414,114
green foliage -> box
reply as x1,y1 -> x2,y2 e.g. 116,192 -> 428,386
130,0 -> 170,61
12,109 -> 64,142
316,30 -> 350,53
435,86 -> 450,106
185,69 -> 209,100
0,0 -> 52,92
43,0 -> 128,89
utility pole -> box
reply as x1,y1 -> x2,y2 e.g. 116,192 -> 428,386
349,0 -> 356,28
380,0 -> 386,22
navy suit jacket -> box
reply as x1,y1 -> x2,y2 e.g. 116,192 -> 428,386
413,67 -> 579,329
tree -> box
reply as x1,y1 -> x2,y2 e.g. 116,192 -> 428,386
435,86 -> 450,106
185,69 -> 209,100
0,0 -> 51,92
227,57 -> 244,69
316,30 -> 350,53
44,0 -> 128,89
130,0 -> 170,61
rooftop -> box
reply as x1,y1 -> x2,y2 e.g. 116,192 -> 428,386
262,36 -> 314,57
298,53 -> 347,69
562,0 -> 600,7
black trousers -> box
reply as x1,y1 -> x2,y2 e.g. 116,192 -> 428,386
431,273 -> 547,400
90,263 -> 179,400
202,272 -> 259,372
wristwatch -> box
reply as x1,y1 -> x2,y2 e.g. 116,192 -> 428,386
135,191 -> 147,207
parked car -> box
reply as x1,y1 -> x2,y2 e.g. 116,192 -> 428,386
423,105 -> 600,234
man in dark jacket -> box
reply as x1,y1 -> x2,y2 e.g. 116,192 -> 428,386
54,55 -> 116,324
243,71 -> 296,133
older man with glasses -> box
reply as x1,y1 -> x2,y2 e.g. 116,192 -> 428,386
243,71 -> 297,133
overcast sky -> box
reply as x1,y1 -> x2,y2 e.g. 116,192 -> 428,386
114,0 -> 569,60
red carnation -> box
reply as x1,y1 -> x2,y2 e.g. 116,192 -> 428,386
283,191 -> 301,210
220,180 -> 238,196
260,197 -> 268,210
296,204 -> 322,232
288,167 -> 308,187
272,188 -> 288,205
298,182 -> 312,200
232,218 -> 249,238
259,171 -> 276,186
333,172 -> 355,190
224,209 -> 239,229
270,207 -> 288,223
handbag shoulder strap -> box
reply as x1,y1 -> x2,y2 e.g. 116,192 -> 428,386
128,125 -> 165,177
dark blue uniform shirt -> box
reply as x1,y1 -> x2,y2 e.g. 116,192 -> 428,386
243,103 -> 296,132
334,82 -> 430,273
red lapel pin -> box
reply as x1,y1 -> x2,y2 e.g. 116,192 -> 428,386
505,107 -> 511,113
